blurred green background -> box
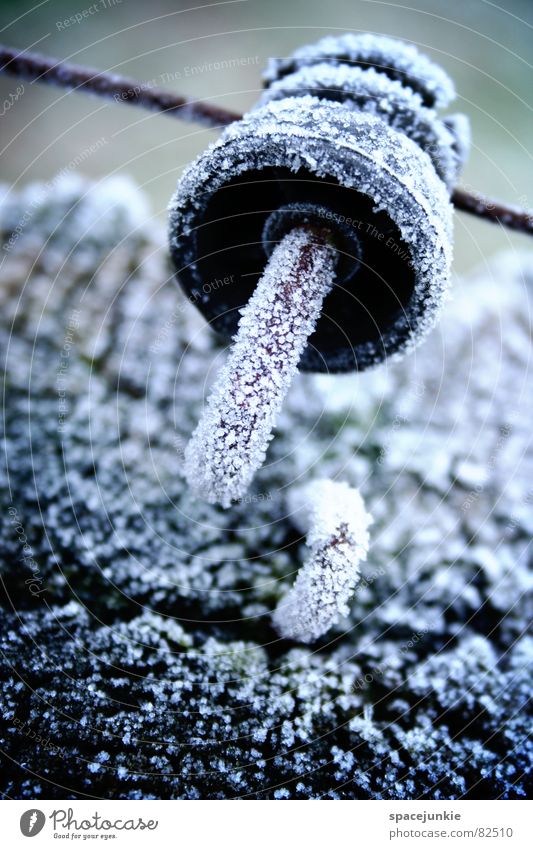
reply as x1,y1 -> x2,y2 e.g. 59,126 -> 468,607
1,0 -> 531,273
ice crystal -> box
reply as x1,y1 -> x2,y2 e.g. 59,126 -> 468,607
184,227 -> 336,506
272,480 -> 371,642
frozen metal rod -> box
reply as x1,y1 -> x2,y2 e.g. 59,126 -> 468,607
452,187 -> 533,237
184,226 -> 337,507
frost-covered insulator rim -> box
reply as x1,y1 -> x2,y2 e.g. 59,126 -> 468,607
263,33 -> 456,110
443,113 -> 471,173
258,63 -> 464,188
169,96 -> 453,372
272,479 -> 372,644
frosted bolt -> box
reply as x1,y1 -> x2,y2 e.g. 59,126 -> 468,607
272,479 -> 372,643
184,226 -> 337,506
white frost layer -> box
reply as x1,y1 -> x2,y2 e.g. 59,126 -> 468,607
184,227 -> 336,507
272,479 -> 372,643
259,63 -> 467,188
263,33 -> 456,109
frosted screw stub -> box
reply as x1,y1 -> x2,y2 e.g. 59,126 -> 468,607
262,201 -> 363,283
272,479 -> 372,644
184,226 -> 337,507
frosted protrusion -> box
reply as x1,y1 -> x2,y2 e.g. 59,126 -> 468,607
184,227 -> 337,506
443,113 -> 471,171
272,480 -> 372,643
263,33 -> 456,109
259,63 -> 465,188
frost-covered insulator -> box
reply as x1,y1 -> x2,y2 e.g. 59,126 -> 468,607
169,33 -> 469,373
272,479 -> 372,643
262,33 -> 456,109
